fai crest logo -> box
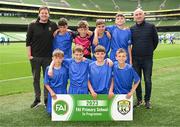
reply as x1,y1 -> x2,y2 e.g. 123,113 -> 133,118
53,100 -> 68,115
117,100 -> 131,115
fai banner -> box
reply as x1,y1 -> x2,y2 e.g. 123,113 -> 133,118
52,94 -> 133,121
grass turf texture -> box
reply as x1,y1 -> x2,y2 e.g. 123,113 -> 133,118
0,43 -> 180,126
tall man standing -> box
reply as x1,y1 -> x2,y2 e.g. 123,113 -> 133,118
130,8 -> 158,109
26,6 -> 57,108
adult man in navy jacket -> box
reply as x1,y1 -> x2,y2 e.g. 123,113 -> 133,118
131,8 -> 158,109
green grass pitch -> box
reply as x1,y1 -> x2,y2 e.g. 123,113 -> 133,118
0,42 -> 180,126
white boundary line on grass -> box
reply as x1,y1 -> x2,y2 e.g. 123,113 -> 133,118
0,76 -> 32,83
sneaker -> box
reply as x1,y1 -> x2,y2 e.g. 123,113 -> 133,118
134,100 -> 143,108
145,101 -> 152,109
30,99 -> 41,108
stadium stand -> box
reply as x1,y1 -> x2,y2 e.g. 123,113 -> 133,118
0,0 -> 22,3
0,0 -> 179,11
42,0 -> 70,8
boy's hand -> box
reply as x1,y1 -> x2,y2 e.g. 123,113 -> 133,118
108,91 -> 114,99
48,69 -> 53,77
106,58 -> 113,67
126,92 -> 132,99
94,28 -> 99,35
105,31 -> 111,39
82,57 -> 87,62
91,92 -> 97,99
53,29 -> 59,37
28,55 -> 33,60
51,93 -> 57,100
87,30 -> 93,37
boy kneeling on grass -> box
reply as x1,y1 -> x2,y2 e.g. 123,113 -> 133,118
44,49 -> 68,114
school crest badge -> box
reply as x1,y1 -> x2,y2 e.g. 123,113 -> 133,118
117,100 -> 131,115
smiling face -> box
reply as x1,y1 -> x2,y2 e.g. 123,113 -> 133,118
133,9 -> 145,24
73,51 -> 83,62
116,52 -> 127,64
58,25 -> 68,34
38,8 -> 49,23
115,15 -> 125,26
94,51 -> 106,62
77,27 -> 88,37
52,54 -> 64,65
96,24 -> 105,34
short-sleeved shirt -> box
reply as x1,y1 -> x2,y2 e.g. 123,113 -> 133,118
91,32 -> 111,60
44,66 -> 68,91
106,25 -> 131,63
113,62 -> 140,94
74,35 -> 92,56
53,32 -> 74,58
89,61 -> 112,94
63,59 -> 91,94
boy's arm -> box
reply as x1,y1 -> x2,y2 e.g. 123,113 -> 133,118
105,31 -> 111,39
126,80 -> 140,99
45,84 -> 57,100
88,80 -> 97,99
48,60 -> 54,77
108,78 -> 114,99
53,29 -> 59,37
93,28 -> 99,46
105,58 -> 113,67
87,30 -> 93,37
128,45 -> 132,65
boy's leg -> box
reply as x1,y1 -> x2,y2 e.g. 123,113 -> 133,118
30,57 -> 41,108
42,57 -> 52,106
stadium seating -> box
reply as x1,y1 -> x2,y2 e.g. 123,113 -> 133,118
0,0 -> 179,11
0,0 -> 22,3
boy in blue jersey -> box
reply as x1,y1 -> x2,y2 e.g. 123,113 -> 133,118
66,45 -> 91,94
108,48 -> 140,99
48,45 -> 91,94
106,13 -> 132,64
88,45 -> 112,99
53,18 -> 75,58
44,49 -> 68,114
92,19 -> 111,60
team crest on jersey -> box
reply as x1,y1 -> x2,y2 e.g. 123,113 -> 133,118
117,100 -> 131,115
49,27 -> 52,31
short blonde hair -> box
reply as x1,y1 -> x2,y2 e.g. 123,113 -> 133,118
77,20 -> 89,28
94,45 -> 106,53
115,13 -> 125,18
96,19 -> 105,26
73,45 -> 84,53
116,48 -> 127,56
52,49 -> 64,57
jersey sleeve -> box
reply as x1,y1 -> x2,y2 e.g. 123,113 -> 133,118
105,25 -> 114,35
69,31 -> 78,39
63,58 -> 72,68
44,67 -> 50,85
127,29 -> 132,45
